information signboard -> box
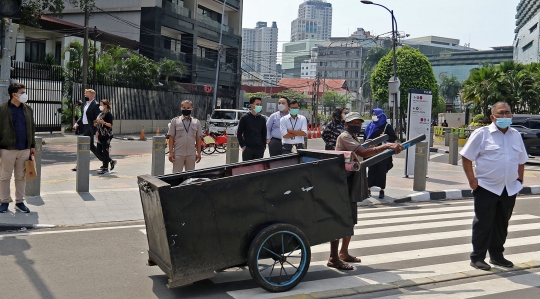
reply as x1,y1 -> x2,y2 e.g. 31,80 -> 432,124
405,89 -> 433,176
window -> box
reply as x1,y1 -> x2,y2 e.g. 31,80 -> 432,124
530,23 -> 538,33
356,51 -> 360,56
198,5 -> 222,23
319,62 -> 324,66
354,81 -> 358,88
25,40 -> 46,63
345,71 -> 349,78
345,61 -> 349,68
355,71 -> 359,78
523,41 -> 534,52
355,61 -> 360,68
55,42 -> 62,65
346,51 -> 350,56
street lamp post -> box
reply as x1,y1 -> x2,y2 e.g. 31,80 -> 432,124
360,0 -> 400,138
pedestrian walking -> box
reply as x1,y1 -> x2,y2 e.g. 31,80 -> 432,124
460,101 -> 528,271
280,100 -> 308,154
167,100 -> 202,173
266,97 -> 290,156
327,112 -> 403,270
0,83 -> 36,213
364,108 -> 397,199
72,89 -> 102,171
322,107 -> 347,150
237,97 -> 266,161
95,99 -> 117,174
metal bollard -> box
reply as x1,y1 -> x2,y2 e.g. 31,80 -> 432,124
304,137 -> 308,149
152,136 -> 166,176
448,133 -> 459,165
226,136 -> 239,164
413,141 -> 428,191
429,130 -> 434,147
25,137 -> 42,197
444,128 -> 450,146
76,136 -> 90,192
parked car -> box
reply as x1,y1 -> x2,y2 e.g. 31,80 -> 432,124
510,125 -> 540,157
512,114 -> 540,129
207,109 -> 247,135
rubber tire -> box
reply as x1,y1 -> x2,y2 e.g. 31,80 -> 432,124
202,144 -> 215,155
215,143 -> 227,153
248,223 -> 311,292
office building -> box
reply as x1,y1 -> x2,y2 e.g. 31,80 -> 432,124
291,0 -> 332,42
513,0 -> 540,63
282,39 -> 325,78
242,21 -> 278,86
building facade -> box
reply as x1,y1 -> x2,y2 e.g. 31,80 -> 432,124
281,39 -> 325,78
242,21 -> 278,86
47,0 -> 243,100
513,0 -> 540,63
291,0 -> 332,42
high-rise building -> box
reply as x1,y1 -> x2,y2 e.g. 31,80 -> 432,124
291,0 -> 332,42
242,21 -> 278,78
513,0 -> 540,63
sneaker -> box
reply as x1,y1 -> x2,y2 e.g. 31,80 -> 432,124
99,166 -> 107,170
15,202 -> 30,213
367,190 -> 371,197
71,167 -> 77,171
97,169 -> 109,175
0,203 -> 8,213
379,190 -> 385,199
490,257 -> 514,268
470,260 -> 491,271
110,160 -> 117,171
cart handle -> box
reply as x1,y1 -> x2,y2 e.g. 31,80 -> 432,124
360,134 -> 426,168
360,134 -> 389,149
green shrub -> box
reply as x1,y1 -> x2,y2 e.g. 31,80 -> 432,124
472,114 -> 485,123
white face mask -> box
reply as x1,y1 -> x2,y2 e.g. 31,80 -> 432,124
278,104 -> 286,112
99,106 -> 104,111
372,115 -> 379,122
17,93 -> 28,103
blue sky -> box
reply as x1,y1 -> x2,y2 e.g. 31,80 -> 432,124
242,0 -> 520,58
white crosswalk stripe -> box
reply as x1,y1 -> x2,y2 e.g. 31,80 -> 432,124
205,199 -> 540,299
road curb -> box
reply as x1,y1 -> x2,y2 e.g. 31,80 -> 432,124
276,260 -> 540,299
394,185 -> 540,203
0,223 -> 56,231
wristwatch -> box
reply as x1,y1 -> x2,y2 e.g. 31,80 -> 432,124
517,178 -> 523,184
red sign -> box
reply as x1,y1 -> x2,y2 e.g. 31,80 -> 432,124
204,84 -> 213,93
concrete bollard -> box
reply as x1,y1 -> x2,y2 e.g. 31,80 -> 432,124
304,137 -> 308,149
25,137 -> 42,197
151,135 -> 166,176
76,136 -> 90,192
444,128 -> 450,146
429,130 -> 434,147
413,141 -> 428,191
226,136 -> 239,164
449,133 -> 459,165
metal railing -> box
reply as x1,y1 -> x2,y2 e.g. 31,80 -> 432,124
197,13 -> 231,33
163,1 -> 191,18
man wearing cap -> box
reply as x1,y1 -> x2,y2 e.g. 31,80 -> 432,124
327,112 -> 403,270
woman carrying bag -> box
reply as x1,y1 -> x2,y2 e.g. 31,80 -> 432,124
364,108 -> 397,198
95,99 -> 117,174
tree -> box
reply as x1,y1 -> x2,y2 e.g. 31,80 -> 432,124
322,91 -> 351,111
159,58 -> 185,84
245,92 -> 270,99
432,95 -> 446,116
370,46 -> 439,111
461,64 -> 502,116
271,89 -> 309,108
439,75 -> 461,105
21,0 -> 95,27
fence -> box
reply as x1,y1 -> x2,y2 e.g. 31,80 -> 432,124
11,61 -> 64,132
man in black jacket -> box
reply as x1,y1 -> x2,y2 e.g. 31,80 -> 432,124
72,89 -> 103,171
237,97 -> 267,161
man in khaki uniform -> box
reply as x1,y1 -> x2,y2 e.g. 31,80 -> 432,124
167,100 -> 202,173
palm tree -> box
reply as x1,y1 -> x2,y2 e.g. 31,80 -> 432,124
159,58 -> 185,84
461,65 -> 502,116
439,75 -> 461,108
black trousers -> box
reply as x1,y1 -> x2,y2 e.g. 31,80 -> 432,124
282,143 -> 304,154
268,138 -> 283,156
242,147 -> 265,161
367,157 -> 392,189
81,124 -> 103,162
470,186 -> 516,262
325,144 -> 335,150
97,141 -> 110,169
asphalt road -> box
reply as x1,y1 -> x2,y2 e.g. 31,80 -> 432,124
1,196 -> 539,299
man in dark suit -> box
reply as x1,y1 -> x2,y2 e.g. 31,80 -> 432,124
72,89 -> 102,171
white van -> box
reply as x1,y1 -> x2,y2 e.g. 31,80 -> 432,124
207,109 -> 247,135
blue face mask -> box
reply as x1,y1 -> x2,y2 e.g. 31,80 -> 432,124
495,117 -> 512,129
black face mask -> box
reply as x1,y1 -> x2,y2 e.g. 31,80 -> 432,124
84,96 -> 90,101
347,125 -> 362,134
181,109 -> 192,116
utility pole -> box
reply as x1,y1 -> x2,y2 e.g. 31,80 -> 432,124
0,18 -> 13,104
212,0 -> 227,111
81,5 -> 90,91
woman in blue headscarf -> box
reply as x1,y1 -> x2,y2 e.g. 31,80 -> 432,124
364,108 -> 397,198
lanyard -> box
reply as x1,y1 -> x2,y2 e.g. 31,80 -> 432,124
289,117 -> 299,131
182,119 -> 192,134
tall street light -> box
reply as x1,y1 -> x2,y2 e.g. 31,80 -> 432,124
360,0 -> 400,138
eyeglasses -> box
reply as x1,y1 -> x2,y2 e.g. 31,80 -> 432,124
494,111 -> 512,116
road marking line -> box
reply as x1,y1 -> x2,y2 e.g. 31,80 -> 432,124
0,224 -> 145,238
356,205 -> 473,219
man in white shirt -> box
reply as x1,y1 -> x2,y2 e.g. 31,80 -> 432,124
266,97 -> 290,156
460,101 -> 528,271
280,99 -> 308,154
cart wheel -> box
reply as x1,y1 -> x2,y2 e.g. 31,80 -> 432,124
248,223 -> 310,292
202,144 -> 216,155
215,143 -> 227,153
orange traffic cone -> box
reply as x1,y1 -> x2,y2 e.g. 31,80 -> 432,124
140,126 -> 147,141
316,125 -> 321,138
156,126 -> 160,135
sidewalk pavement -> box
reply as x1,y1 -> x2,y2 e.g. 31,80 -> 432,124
1,135 -> 539,228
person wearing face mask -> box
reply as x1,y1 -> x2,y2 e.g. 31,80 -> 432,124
72,89 -> 101,171
95,99 -> 116,174
0,83 -> 36,213
460,102 -> 528,271
237,97 -> 267,161
327,112 -> 403,270
280,99 -> 308,154
364,108 -> 397,199
266,97 -> 290,156
322,107 -> 347,150
167,100 -> 202,172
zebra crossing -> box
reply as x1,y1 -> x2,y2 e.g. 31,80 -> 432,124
179,197 -> 540,299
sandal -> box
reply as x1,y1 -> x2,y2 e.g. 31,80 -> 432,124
327,260 -> 354,270
340,254 -> 362,263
